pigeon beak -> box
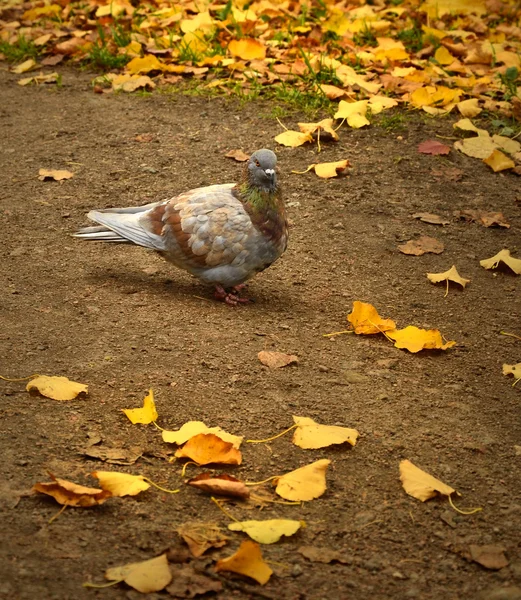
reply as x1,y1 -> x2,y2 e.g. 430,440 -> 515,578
264,168 -> 275,180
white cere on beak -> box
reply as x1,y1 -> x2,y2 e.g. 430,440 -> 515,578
265,169 -> 275,175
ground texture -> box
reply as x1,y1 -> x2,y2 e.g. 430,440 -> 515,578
1,67 -> 521,600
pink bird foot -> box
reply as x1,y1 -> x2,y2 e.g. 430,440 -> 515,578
214,284 -> 252,306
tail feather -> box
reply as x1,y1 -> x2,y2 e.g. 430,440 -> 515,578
73,205 -> 165,251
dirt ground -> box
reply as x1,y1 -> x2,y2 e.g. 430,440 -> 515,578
1,66 -> 521,600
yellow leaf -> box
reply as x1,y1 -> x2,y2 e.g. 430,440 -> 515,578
105,554 -> 172,593
503,363 -> 521,383
426,265 -> 470,292
38,168 -> 74,181
228,38 -> 266,61
453,118 -> 488,136
162,421 -> 243,448
334,99 -> 368,121
92,471 -> 150,497
298,119 -> 339,141
347,301 -> 396,335
112,74 -> 156,93
180,11 -> 214,34
313,160 -> 350,179
457,98 -> 482,118
434,46 -> 455,65
399,459 -> 455,502
335,65 -> 381,94
483,149 -> 515,172
492,135 -> 521,155
23,4 -> 61,20
274,459 -> 330,501
33,473 -> 111,507
292,416 -> 359,449
26,375 -> 87,401
126,54 -> 163,75
410,86 -> 437,108
215,540 -> 272,585
175,433 -> 242,465
34,33 -> 52,46
386,326 -> 456,353
411,85 -> 461,108
181,31 -> 208,56
95,1 -> 128,17
228,519 -> 304,544
454,136 -> 498,159
480,249 -> 521,275
368,95 -> 398,114
123,389 -> 158,424
420,0 -> 486,18
120,40 -> 142,58
274,130 -> 313,147
11,59 -> 36,74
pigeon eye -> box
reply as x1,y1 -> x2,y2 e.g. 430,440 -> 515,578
255,160 -> 260,167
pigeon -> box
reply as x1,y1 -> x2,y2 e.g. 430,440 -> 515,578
74,149 -> 288,305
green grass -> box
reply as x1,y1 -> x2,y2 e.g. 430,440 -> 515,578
0,35 -> 39,62
85,43 -> 130,70
376,112 -> 407,132
397,26 -> 424,53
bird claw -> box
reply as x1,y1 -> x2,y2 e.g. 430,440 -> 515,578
214,285 -> 252,306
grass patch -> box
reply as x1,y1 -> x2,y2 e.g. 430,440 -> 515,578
376,111 -> 407,132
85,28 -> 130,70
0,35 -> 39,62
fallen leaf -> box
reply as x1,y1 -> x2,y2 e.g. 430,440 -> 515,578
483,149 -> 515,172
123,389 -> 158,424
105,554 -> 172,593
41,55 -> 65,66
503,363 -> 521,383
412,212 -> 449,225
228,519 -> 304,544
186,473 -> 250,499
453,118 -> 488,136
454,210 -> 510,228
177,522 -> 228,557
454,136 -> 498,159
112,74 -> 156,93
38,169 -> 74,181
334,100 -> 370,128
175,433 -> 242,465
480,249 -> 521,274
33,473 -> 111,507
319,84 -> 350,100
228,38 -> 266,60
166,566 -> 223,597
431,166 -> 463,181
418,140 -> 450,155
387,326 -> 456,353
162,421 -> 243,448
134,133 -> 154,143
298,545 -> 350,564
225,149 -> 249,162
492,135 -> 521,155
468,545 -> 509,570
274,130 -> 313,148
298,119 -> 339,141
82,445 -> 142,465
258,351 -> 298,369
347,301 -> 396,335
18,72 -> 59,86
314,160 -> 350,179
26,375 -> 88,401
292,416 -> 359,449
274,459 -> 330,502
11,59 -> 37,74
399,459 -> 455,501
126,54 -> 164,74
427,265 -> 470,292
215,540 -> 272,585
91,471 -> 150,497
457,98 -> 482,118
398,236 -> 444,255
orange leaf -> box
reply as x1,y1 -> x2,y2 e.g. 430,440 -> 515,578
186,473 -> 250,499
175,433 -> 242,465
32,473 -> 112,506
347,301 -> 396,335
215,540 -> 272,585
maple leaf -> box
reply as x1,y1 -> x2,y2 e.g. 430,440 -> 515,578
399,459 -> 455,502
215,541 -> 272,585
26,375 -> 87,401
123,389 -> 158,424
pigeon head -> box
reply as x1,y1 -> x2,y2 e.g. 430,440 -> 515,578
247,149 -> 278,193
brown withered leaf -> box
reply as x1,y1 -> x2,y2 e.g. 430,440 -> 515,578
41,54 -> 65,66
398,236 -> 444,256
177,522 -> 229,557
412,212 -> 450,225
468,545 -> 509,570
186,473 -> 250,499
298,545 -> 350,564
225,149 -> 250,162
418,140 -> 451,155
166,566 -> 223,597
134,133 -> 154,143
32,473 -> 112,507
431,166 -> 463,181
453,210 -> 510,228
258,351 -> 298,369
82,445 -> 142,465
